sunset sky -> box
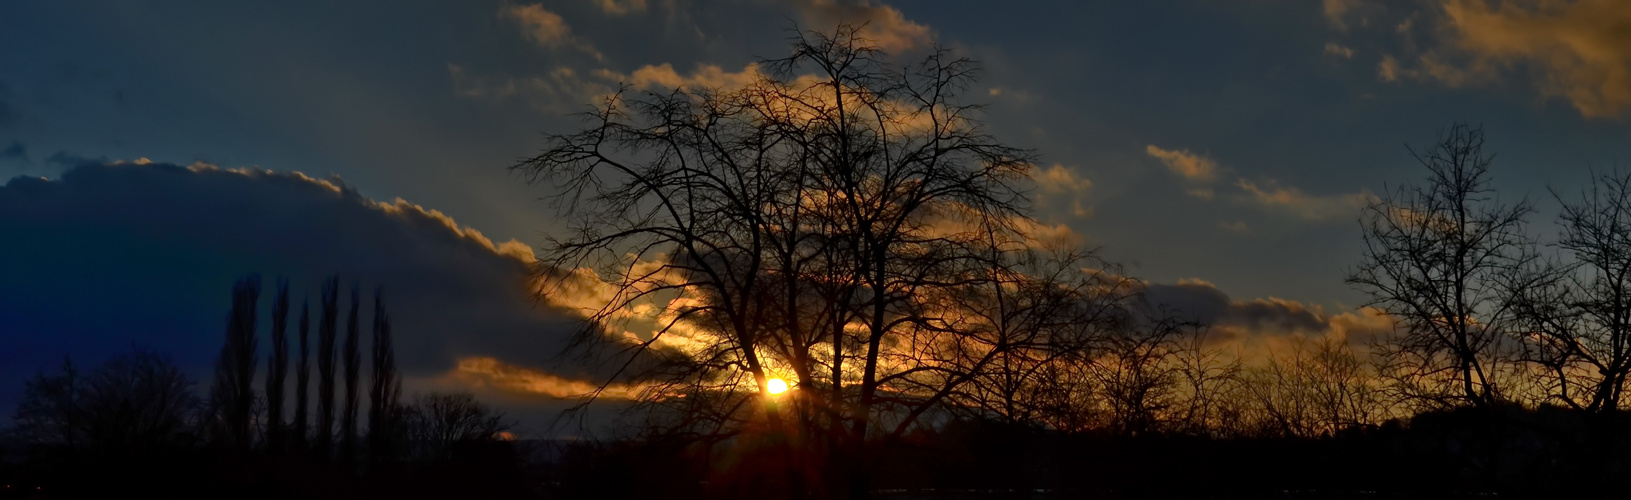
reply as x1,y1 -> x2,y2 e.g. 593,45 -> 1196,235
2,0 -> 1628,430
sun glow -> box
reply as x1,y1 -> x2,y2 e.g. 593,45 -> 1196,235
766,378 -> 789,395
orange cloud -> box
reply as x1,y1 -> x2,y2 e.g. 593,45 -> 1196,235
455,356 -> 641,399
1146,145 -> 1219,182
1235,178 -> 1376,221
1384,0 -> 1631,119
502,3 -> 603,59
795,0 -> 932,53
593,0 -> 647,15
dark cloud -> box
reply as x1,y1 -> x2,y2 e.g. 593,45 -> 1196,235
0,161 -> 597,422
0,141 -> 23,161
1143,279 -> 1329,339
45,151 -> 105,167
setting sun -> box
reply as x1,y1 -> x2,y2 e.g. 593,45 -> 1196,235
766,378 -> 788,395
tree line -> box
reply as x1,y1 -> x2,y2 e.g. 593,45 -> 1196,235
519,25 -> 1631,497
3,275 -> 521,498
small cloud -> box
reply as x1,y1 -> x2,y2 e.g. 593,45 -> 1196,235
1377,54 -> 1403,82
794,0 -> 932,53
1236,178 -> 1375,221
593,0 -> 647,15
603,62 -> 761,92
502,4 -> 603,60
45,151 -> 106,167
0,141 -> 25,161
1145,145 -> 1218,182
1219,220 -> 1247,232
1034,163 -> 1091,193
1324,42 -> 1355,59
1322,0 -> 1372,31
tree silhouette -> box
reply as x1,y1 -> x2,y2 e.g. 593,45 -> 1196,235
267,277 -> 291,452
341,282 -> 362,466
517,24 -> 1099,496
211,274 -> 260,451
317,275 -> 339,458
9,350 -> 199,452
368,286 -> 402,462
293,299 -> 312,452
1348,123 -> 1538,409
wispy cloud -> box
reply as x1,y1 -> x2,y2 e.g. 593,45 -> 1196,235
1373,0 -> 1631,119
502,3 -> 603,60
1146,145 -> 1219,182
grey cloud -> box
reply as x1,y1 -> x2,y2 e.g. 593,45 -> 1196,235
0,141 -> 23,161
1142,279 -> 1329,337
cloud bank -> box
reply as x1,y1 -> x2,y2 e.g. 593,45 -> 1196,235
0,160 -> 614,421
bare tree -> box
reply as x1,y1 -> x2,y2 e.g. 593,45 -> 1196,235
211,275 -> 260,451
1514,168 -> 1631,412
8,358 -> 83,447
9,351 -> 200,453
1348,123 -> 1538,409
402,392 -> 511,462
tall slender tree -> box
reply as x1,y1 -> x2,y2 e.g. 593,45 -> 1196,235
211,275 -> 260,451
368,286 -> 401,462
340,283 -> 362,466
293,299 -> 311,452
266,278 -> 290,452
316,275 -> 339,458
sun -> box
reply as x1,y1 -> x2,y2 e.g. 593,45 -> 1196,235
766,377 -> 789,395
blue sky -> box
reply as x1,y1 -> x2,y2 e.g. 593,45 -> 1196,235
2,0 -> 1629,430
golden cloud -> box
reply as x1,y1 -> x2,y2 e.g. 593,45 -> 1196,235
1386,0 -> 1631,119
455,356 -> 641,398
795,0 -> 932,53
1235,178 -> 1376,221
1146,145 -> 1219,182
502,3 -> 603,59
594,0 -> 647,15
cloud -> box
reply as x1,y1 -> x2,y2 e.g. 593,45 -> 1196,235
454,356 -> 640,399
1140,279 -> 1396,351
1145,145 -> 1219,182
1381,0 -> 1631,119
593,0 -> 648,15
793,0 -> 932,53
0,160 -> 611,419
1378,54 -> 1404,82
1235,178 -> 1376,221
1324,42 -> 1356,59
599,62 -> 762,92
1035,163 -> 1092,193
0,141 -> 24,162
502,3 -> 603,59
1323,0 -> 1362,30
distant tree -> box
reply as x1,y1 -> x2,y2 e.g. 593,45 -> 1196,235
402,392 -> 511,461
340,283 -> 362,465
8,350 -> 199,452
1348,123 -> 1538,409
368,287 -> 402,462
211,275 -> 260,451
317,275 -> 339,458
293,299 -> 312,452
267,278 -> 291,452
8,358 -> 83,447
